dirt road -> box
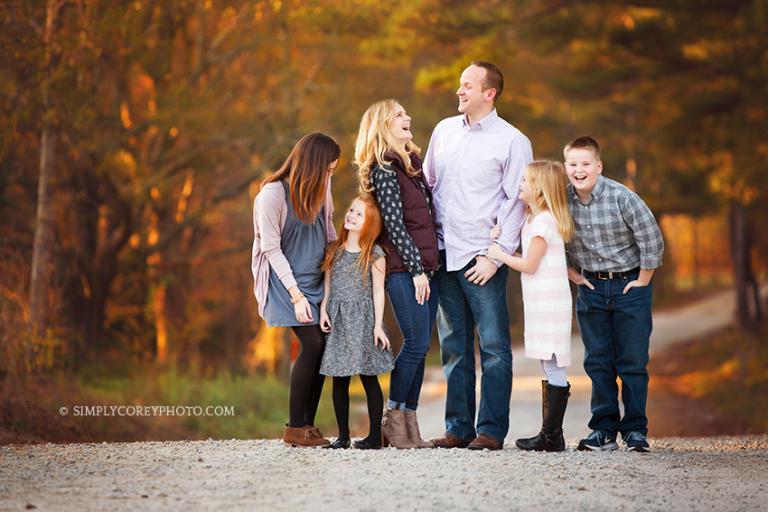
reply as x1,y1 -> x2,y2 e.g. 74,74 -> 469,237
3,289 -> 766,511
417,288 -> 755,443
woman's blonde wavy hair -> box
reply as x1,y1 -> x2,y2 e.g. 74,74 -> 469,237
526,160 -> 574,243
355,99 -> 421,194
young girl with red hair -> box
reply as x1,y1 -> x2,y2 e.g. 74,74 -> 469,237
319,195 -> 394,450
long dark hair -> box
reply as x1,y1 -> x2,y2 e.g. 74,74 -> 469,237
261,132 -> 341,223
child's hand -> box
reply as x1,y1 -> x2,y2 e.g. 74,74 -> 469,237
374,326 -> 390,351
567,270 -> 596,290
319,307 -> 331,333
490,225 -> 502,241
487,243 -> 505,262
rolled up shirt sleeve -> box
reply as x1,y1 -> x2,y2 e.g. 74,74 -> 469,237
622,192 -> 664,269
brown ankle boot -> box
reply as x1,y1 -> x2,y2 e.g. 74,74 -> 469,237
404,410 -> 433,448
283,425 -> 330,447
381,409 -> 418,449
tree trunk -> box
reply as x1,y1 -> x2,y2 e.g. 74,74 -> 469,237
82,284 -> 108,353
730,201 -> 757,331
154,282 -> 169,363
29,0 -> 63,345
29,128 -> 56,336
744,212 -> 763,324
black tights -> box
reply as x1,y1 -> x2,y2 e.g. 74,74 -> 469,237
288,325 -> 326,428
332,375 -> 384,441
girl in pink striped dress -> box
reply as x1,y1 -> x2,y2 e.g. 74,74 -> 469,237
487,159 -> 574,452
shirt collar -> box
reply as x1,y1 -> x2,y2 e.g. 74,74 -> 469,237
591,175 -> 607,199
461,108 -> 499,130
569,175 -> 606,205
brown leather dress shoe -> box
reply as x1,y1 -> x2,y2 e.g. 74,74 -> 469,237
430,432 -> 472,449
467,433 -> 504,451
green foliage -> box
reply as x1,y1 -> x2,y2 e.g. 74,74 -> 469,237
76,365 -> 337,439
1,0 -> 766,381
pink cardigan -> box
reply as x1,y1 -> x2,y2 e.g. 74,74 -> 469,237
251,180 -> 336,317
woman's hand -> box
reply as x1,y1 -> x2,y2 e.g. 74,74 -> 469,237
294,297 -> 314,323
319,306 -> 331,333
374,325 -> 390,351
413,273 -> 430,305
490,225 -> 502,241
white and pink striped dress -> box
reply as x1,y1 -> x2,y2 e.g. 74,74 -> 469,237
520,211 -> 572,366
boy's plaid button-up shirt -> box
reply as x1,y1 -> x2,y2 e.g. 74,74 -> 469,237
566,175 -> 664,272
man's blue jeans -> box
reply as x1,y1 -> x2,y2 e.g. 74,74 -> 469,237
386,271 -> 439,411
434,251 -> 512,442
576,274 -> 652,436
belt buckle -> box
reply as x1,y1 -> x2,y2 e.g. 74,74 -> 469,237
597,271 -> 610,280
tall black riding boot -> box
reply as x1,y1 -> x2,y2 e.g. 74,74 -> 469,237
515,381 -> 570,452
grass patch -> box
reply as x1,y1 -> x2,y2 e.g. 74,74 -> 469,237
2,364 -> 382,444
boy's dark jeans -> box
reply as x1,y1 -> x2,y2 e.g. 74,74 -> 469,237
576,273 -> 652,436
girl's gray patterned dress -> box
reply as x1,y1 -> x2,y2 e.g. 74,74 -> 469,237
320,246 -> 395,377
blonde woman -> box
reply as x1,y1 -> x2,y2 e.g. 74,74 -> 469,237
487,160 -> 575,452
355,99 -> 439,449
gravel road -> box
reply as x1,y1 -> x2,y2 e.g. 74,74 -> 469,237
418,288 -> 764,442
2,436 -> 767,511
3,289 -> 766,511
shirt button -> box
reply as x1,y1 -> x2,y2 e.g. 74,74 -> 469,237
587,225 -> 591,228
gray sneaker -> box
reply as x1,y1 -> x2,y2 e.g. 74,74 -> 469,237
577,430 -> 618,451
623,431 -> 650,453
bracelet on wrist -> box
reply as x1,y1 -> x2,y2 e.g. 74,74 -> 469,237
291,293 -> 305,304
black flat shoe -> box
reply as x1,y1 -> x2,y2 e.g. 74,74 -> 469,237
324,437 -> 350,449
353,437 -> 382,450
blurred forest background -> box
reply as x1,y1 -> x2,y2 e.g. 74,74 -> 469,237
1,0 -> 766,443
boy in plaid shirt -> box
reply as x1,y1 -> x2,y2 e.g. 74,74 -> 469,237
564,136 -> 664,452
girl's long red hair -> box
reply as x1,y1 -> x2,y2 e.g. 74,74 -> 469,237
322,195 -> 384,284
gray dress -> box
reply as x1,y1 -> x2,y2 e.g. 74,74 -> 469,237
263,180 -> 326,327
320,246 -> 395,377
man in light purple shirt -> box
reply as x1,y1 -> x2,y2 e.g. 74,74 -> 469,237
423,61 -> 533,451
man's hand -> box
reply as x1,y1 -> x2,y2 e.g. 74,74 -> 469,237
464,256 -> 498,286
